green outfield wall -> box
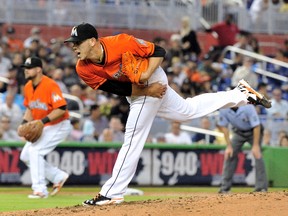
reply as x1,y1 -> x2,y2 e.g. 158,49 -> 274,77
262,147 -> 288,187
0,142 -> 287,187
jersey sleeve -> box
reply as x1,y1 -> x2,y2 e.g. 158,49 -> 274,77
247,105 -> 260,128
217,110 -> 229,127
211,23 -> 222,32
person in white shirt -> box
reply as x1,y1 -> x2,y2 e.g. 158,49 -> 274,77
0,47 -> 12,78
0,90 -> 23,130
266,88 -> 288,119
0,115 -> 21,141
98,116 -> 124,143
231,57 -> 258,89
82,104 -> 109,141
169,62 -> 187,87
249,0 -> 269,26
164,121 -> 192,144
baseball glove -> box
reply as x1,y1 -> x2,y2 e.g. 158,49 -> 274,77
121,51 -> 148,84
17,120 -> 44,143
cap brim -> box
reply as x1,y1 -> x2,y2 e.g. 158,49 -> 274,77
64,36 -> 82,43
20,64 -> 36,69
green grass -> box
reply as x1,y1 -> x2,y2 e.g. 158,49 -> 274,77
0,186 -> 286,212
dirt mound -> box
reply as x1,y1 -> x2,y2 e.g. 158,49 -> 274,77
3,191 -> 288,216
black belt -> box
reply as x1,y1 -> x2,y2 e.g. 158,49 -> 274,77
232,128 -> 253,133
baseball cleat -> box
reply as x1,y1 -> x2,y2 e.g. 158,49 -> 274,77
253,188 -> 268,192
237,79 -> 272,108
82,193 -> 124,206
50,173 -> 69,196
28,191 -> 48,199
218,189 -> 231,194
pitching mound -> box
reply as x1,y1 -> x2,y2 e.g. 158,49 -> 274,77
2,191 -> 288,216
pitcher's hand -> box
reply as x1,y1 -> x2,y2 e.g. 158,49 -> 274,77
146,82 -> 167,98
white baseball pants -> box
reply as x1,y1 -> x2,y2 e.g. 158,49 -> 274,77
100,67 -> 248,198
20,120 -> 72,194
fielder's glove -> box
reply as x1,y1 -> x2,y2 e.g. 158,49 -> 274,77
121,51 -> 148,84
17,120 -> 44,143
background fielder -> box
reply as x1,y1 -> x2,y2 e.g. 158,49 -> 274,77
19,57 -> 72,198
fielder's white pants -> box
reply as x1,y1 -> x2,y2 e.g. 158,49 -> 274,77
20,120 -> 72,194
100,67 -> 247,198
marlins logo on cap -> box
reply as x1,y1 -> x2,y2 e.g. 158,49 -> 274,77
71,26 -> 78,37
21,57 -> 43,69
64,23 -> 98,43
25,57 -> 32,65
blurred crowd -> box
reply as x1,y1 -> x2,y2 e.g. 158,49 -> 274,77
0,13 -> 287,146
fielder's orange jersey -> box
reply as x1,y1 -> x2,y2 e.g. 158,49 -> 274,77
76,33 -> 155,89
23,75 -> 69,126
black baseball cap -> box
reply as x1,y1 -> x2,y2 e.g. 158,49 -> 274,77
90,104 -> 99,112
64,23 -> 98,43
21,57 -> 43,69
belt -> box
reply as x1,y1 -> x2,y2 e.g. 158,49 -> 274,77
232,128 -> 253,133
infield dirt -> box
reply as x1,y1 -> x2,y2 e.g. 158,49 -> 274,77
2,191 -> 288,216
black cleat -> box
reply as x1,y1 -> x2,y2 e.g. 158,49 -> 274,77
253,188 -> 268,192
82,193 -> 124,206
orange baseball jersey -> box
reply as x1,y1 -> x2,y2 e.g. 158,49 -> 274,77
23,75 -> 69,125
76,33 -> 155,89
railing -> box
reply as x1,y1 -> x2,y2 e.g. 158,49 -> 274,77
180,124 -> 223,137
0,77 -> 10,84
222,46 -> 288,83
62,93 -> 85,119
0,0 -> 287,34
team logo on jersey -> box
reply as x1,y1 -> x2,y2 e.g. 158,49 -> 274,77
113,64 -> 124,79
52,93 -> 63,102
29,99 -> 48,110
113,71 -> 121,79
71,26 -> 78,36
